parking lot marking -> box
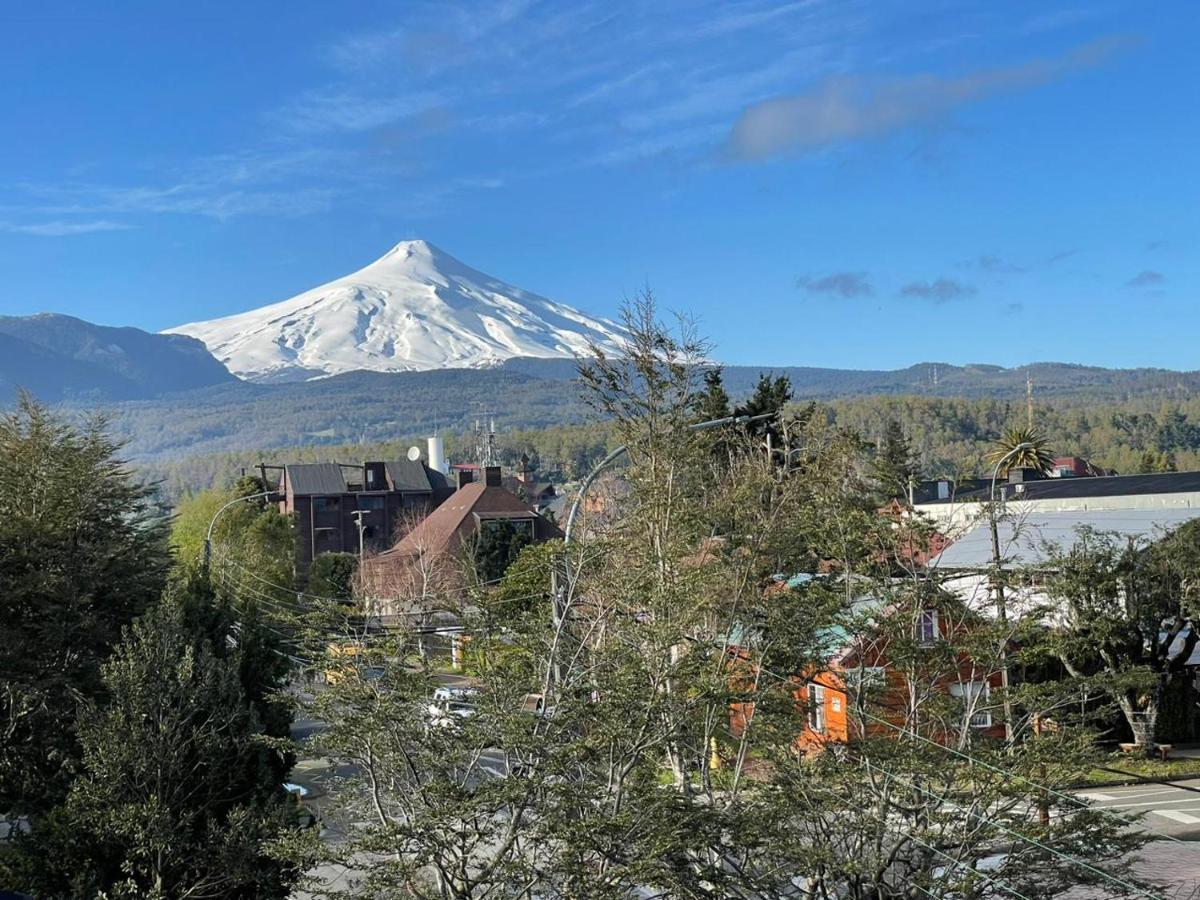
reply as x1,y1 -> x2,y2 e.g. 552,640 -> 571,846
1152,810 -> 1200,825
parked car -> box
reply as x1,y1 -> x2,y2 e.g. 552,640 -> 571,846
426,686 -> 479,728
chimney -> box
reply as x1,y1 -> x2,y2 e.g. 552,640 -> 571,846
484,465 -> 502,487
456,469 -> 474,491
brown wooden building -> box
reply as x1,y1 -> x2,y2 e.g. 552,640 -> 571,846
275,459 -> 452,571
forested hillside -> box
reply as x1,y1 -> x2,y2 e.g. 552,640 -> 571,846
142,393 -> 1200,499
38,357 -> 1200,465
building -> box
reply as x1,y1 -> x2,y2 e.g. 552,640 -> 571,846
273,453 -> 452,571
729,576 -> 1006,755
914,469 -> 1200,536
504,452 -> 557,512
361,465 -> 563,601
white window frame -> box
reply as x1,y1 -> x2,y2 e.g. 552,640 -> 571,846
807,683 -> 827,733
950,680 -> 992,728
918,609 -> 940,644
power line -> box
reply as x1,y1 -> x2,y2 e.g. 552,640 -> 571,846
748,657 -> 1186,846
866,761 -> 1165,900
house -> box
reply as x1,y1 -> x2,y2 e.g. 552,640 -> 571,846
272,455 -> 452,571
361,465 -> 563,601
503,452 -> 557,512
729,575 -> 1007,755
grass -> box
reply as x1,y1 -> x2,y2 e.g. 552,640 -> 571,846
1074,754 -> 1200,787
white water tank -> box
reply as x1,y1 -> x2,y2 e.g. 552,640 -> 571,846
427,434 -> 448,474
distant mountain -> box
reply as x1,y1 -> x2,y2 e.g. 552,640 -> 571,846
77,357 -> 1200,463
165,240 -> 627,382
0,313 -> 236,402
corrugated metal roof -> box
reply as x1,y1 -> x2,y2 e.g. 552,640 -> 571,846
385,459 -> 432,493
285,463 -> 347,495
930,507 -> 1200,569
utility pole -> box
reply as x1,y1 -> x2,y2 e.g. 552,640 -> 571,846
988,441 -> 1033,745
1026,374 -> 1035,429
350,510 -> 370,561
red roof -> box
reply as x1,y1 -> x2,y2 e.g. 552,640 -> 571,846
376,481 -> 561,560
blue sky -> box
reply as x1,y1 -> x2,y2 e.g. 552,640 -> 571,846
0,1 -> 1195,370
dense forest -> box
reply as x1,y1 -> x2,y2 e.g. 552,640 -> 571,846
142,391 -> 1200,499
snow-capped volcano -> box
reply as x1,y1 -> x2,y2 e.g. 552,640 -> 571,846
164,240 -> 626,382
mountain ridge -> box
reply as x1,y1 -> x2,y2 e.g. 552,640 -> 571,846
0,313 -> 235,402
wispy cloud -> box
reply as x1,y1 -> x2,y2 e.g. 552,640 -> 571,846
724,35 -> 1133,162
899,277 -> 976,302
1126,270 -> 1165,288
974,254 -> 1029,275
967,248 -> 1077,274
273,89 -> 446,133
0,219 -> 133,237
796,271 -> 872,298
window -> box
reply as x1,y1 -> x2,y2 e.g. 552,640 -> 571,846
845,666 -> 887,705
313,496 -> 340,513
917,609 -> 939,644
950,681 -> 992,728
359,495 -> 385,511
807,684 -> 826,733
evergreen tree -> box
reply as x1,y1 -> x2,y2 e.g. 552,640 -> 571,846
474,520 -> 534,582
692,367 -> 731,422
307,551 -> 358,601
2,593 -> 304,899
872,418 -> 919,499
0,395 -> 170,816
735,372 -> 794,458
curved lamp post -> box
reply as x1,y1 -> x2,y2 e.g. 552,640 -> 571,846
987,441 -> 1034,744
562,412 -> 775,546
204,490 -> 277,572
549,412 -> 776,684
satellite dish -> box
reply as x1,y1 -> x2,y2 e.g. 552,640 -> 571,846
407,446 -> 422,462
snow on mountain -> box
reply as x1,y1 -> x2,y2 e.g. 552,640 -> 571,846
164,240 -> 627,382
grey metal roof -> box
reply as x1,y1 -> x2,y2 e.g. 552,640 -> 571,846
930,507 -> 1200,569
922,471 -> 1200,505
385,459 -> 432,493
285,463 -> 348,495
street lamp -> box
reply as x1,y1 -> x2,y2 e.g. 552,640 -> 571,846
204,490 -> 277,572
548,412 -> 776,684
562,412 -> 775,545
987,441 -> 1034,744
350,509 -> 371,561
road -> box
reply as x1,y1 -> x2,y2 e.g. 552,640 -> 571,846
1078,778 -> 1200,840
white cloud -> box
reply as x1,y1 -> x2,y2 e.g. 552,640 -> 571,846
0,219 -> 133,237
724,36 -> 1132,161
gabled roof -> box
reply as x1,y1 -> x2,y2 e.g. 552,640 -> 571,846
285,463 -> 347,495
378,481 -> 561,560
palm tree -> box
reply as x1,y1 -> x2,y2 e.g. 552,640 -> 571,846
987,426 -> 1055,476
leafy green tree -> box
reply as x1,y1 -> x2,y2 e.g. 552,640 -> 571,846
0,395 -> 170,816
307,551 -> 358,601
987,425 -> 1055,476
2,591 -> 304,899
1137,448 -> 1177,473
1037,523 -> 1200,750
